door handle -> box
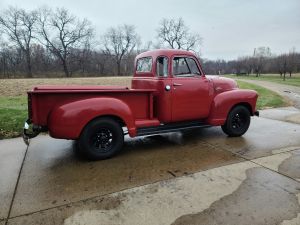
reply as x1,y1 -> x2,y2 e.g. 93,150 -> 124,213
173,83 -> 183,86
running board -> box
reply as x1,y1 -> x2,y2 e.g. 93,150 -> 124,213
136,121 -> 211,136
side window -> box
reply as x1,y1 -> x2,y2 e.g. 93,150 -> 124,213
156,57 -> 168,77
186,58 -> 201,75
172,57 -> 190,76
173,57 -> 201,77
136,57 -> 152,73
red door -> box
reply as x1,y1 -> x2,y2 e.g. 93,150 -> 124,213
171,56 -> 210,122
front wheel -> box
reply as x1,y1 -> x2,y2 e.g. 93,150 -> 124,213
221,105 -> 251,137
78,117 -> 124,160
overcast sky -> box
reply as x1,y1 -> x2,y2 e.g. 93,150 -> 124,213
1,0 -> 299,60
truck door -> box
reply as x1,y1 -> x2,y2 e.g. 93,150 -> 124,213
171,56 -> 210,122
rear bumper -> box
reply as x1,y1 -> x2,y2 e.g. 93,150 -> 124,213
23,119 -> 42,145
254,111 -> 259,117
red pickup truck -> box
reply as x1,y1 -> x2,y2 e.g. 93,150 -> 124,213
24,49 -> 258,160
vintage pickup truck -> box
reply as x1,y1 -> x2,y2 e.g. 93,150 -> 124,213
24,49 -> 258,160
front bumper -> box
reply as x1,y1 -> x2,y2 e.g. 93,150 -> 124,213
23,119 -> 41,145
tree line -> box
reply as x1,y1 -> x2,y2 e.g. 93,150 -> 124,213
0,6 -> 299,79
203,47 -> 300,80
0,6 -> 201,78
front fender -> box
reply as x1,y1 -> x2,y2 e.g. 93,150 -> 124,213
206,89 -> 258,126
48,97 -> 136,139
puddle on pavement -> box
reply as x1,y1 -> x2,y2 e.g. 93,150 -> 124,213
171,167 -> 300,225
278,150 -> 300,179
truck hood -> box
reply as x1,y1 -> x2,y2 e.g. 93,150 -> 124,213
206,75 -> 238,93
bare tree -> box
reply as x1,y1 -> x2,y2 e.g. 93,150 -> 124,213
274,54 -> 288,80
36,7 -> 93,77
157,18 -> 202,52
253,47 -> 271,77
286,48 -> 297,77
0,7 -> 37,77
103,24 -> 140,75
239,56 -> 254,75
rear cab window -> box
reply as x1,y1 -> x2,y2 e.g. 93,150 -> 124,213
172,56 -> 201,77
136,57 -> 152,73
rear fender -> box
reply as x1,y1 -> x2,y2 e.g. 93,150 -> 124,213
48,97 -> 136,139
206,89 -> 258,126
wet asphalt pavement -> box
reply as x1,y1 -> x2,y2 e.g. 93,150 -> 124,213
1,108 -> 300,225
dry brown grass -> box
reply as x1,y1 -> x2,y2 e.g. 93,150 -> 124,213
0,76 -> 132,96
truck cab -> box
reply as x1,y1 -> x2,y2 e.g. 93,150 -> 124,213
132,49 -> 213,123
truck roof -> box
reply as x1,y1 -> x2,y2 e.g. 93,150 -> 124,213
136,49 -> 196,59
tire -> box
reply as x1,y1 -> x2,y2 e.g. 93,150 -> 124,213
78,117 -> 124,160
221,105 -> 251,137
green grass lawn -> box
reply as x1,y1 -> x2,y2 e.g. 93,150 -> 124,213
0,96 -> 27,139
237,80 -> 288,109
226,73 -> 300,87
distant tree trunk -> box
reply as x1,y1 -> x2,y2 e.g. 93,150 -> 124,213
283,60 -> 287,81
25,51 -> 32,78
62,59 -> 70,77
289,72 -> 292,77
117,61 -> 121,76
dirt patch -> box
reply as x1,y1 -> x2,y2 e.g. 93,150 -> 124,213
0,77 -> 132,96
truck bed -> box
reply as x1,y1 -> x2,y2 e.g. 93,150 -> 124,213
28,85 -> 158,130
31,85 -> 153,93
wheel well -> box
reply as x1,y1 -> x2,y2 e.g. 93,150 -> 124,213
79,115 -> 126,138
89,115 -> 126,127
231,102 -> 253,115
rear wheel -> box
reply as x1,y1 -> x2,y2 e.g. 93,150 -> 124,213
221,105 -> 250,137
78,117 -> 124,160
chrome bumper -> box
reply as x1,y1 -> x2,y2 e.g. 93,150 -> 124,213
23,119 -> 40,145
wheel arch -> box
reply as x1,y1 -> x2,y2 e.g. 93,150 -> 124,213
47,97 -> 137,139
79,114 -> 126,137
229,102 -> 253,116
206,89 -> 258,126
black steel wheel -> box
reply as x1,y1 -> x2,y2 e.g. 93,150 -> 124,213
78,117 -> 124,160
221,105 -> 251,137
